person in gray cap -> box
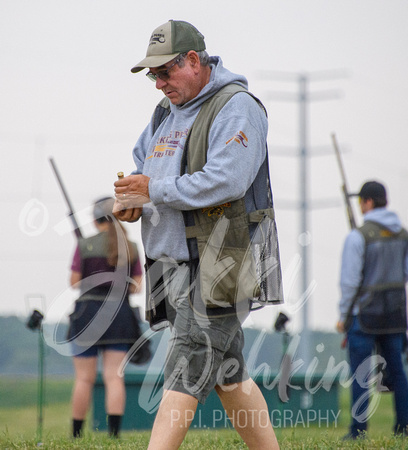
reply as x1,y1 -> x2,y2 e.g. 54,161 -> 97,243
113,19 -> 282,449
68,197 -> 143,438
337,181 -> 408,439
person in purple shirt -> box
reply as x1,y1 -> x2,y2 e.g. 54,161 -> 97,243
68,197 -> 142,438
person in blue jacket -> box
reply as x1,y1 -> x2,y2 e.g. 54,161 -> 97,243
337,181 -> 408,439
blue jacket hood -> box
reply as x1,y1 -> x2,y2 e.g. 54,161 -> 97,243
364,208 -> 402,233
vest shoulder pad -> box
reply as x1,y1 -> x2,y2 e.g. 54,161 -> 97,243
359,220 -> 408,244
152,97 -> 171,134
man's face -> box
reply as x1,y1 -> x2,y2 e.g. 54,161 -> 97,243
359,197 -> 374,214
148,52 -> 201,106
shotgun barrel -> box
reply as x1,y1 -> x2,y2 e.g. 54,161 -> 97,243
331,133 -> 356,230
49,157 -> 83,239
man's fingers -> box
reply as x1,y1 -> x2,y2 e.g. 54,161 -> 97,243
112,200 -> 142,223
112,200 -> 130,221
112,199 -> 125,214
113,208 -> 134,222
128,207 -> 143,222
114,192 -> 150,208
336,321 -> 345,334
114,175 -> 131,188
119,207 -> 142,223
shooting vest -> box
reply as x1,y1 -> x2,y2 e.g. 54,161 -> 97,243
78,232 -> 138,301
152,84 -> 283,308
357,220 -> 408,333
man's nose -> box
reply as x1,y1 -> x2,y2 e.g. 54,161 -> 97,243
155,77 -> 167,89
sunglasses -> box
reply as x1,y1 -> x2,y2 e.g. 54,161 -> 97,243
146,53 -> 187,83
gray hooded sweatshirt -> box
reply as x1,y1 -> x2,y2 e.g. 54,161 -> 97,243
132,56 -> 268,262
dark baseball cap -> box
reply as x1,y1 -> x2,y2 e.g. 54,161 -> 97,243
131,20 -> 206,73
350,181 -> 387,202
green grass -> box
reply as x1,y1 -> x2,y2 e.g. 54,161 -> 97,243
1,377 -> 407,449
0,376 -> 73,408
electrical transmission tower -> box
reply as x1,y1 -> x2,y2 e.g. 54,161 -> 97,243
260,69 -> 348,365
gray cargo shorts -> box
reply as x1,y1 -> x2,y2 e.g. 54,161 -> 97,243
161,262 -> 250,404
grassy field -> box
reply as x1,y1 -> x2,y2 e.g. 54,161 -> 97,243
1,376 -> 407,449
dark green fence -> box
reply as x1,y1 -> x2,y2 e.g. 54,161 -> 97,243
93,370 -> 340,430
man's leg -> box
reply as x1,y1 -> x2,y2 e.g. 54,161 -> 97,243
147,389 -> 198,450
347,317 -> 375,437
146,263 -> 199,449
378,333 -> 408,434
215,378 -> 279,450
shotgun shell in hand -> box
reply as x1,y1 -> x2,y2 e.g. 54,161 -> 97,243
117,172 -> 124,179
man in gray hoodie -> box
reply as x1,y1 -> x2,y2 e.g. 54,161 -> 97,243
114,20 -> 281,449
337,181 -> 408,439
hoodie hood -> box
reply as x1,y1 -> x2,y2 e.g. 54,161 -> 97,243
170,56 -> 248,112
364,207 -> 402,233
204,56 -> 248,96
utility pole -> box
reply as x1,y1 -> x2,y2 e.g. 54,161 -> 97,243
260,69 -> 347,366
299,75 -> 309,338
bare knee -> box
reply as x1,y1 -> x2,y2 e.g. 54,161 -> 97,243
73,357 -> 98,385
76,373 -> 96,388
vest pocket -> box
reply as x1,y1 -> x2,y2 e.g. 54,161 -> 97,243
359,288 -> 407,333
195,217 -> 260,308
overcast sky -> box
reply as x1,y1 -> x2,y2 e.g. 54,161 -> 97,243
2,0 -> 408,335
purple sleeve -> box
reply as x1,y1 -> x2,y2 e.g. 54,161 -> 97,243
132,255 -> 143,277
70,245 -> 81,272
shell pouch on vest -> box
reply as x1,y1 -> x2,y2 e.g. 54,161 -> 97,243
356,221 -> 408,334
358,288 -> 407,334
187,205 -> 283,309
188,202 -> 258,308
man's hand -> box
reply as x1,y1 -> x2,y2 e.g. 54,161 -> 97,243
336,320 -> 345,334
112,200 -> 142,222
113,174 -> 151,222
114,174 -> 151,207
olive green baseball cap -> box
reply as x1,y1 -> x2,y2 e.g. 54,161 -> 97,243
131,20 -> 206,73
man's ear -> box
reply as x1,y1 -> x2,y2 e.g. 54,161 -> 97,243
186,51 -> 200,67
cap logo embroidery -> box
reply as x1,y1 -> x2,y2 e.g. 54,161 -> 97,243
149,33 -> 166,46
